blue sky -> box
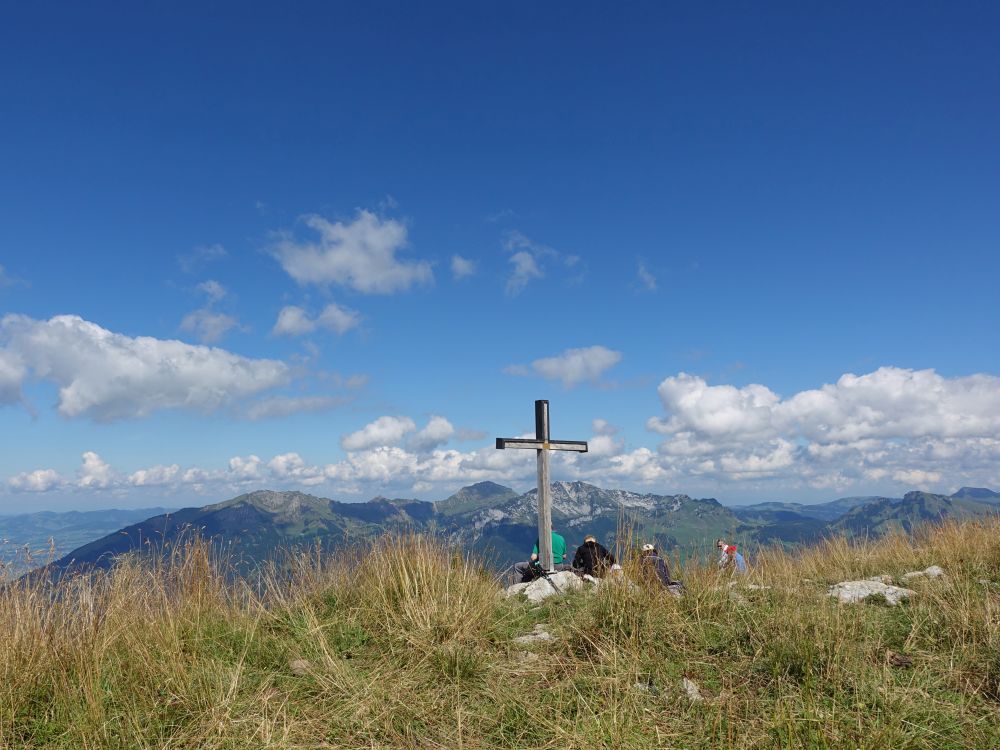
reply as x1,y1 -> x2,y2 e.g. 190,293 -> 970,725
2,1 -> 999,511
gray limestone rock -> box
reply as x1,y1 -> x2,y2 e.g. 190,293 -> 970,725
866,574 -> 894,585
901,565 -> 946,583
682,677 -> 704,702
827,580 -> 915,605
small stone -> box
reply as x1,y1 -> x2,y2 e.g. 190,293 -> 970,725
681,677 -> 703,702
886,649 -> 913,668
513,624 -> 556,645
866,575 -> 894,585
922,565 -> 945,578
288,659 -> 311,676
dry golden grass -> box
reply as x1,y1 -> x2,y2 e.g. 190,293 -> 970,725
1,521 -> 998,749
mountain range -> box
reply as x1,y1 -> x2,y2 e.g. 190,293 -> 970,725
13,483 -> 996,577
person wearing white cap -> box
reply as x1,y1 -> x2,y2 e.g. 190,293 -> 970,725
571,534 -> 615,577
639,543 -> 674,587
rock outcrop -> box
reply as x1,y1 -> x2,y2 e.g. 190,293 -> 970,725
827,579 -> 915,605
901,565 -> 946,582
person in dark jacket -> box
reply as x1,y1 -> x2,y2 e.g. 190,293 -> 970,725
572,534 -> 616,577
639,543 -> 674,587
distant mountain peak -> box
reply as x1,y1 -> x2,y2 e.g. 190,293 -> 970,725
213,489 -> 326,515
952,486 -> 1000,500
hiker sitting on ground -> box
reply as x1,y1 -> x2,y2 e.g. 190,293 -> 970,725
639,543 -> 674,587
572,534 -> 616,577
716,538 -> 748,574
514,530 -> 570,582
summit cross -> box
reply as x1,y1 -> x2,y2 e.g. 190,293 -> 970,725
495,400 -> 588,571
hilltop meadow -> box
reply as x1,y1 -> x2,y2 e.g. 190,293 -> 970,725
1,519 -> 998,749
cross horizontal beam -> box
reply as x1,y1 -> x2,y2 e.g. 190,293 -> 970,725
495,438 -> 589,452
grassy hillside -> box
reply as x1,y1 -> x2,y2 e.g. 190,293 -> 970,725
2,518 -> 999,749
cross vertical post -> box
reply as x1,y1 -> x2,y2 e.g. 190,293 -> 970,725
495,399 -> 588,572
535,400 -> 553,570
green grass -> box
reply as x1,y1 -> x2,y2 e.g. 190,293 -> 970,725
1,522 -> 999,748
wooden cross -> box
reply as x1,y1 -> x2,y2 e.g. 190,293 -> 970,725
496,400 -> 588,571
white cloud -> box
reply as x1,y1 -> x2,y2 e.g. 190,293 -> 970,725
271,210 -> 432,294
503,231 -> 560,295
451,255 -> 476,280
197,280 -> 227,303
647,366 -> 1000,489
341,415 -> 417,451
892,469 -> 942,486
244,395 -> 347,420
10,367 -> 1000,500
272,303 -> 360,337
77,451 -> 115,489
8,468 -> 62,492
506,252 -> 542,295
636,261 -> 657,292
592,419 -> 619,436
652,367 -> 1000,443
180,309 -> 240,344
408,416 -> 455,452
507,346 -> 623,388
180,280 -> 241,343
178,244 -> 227,273
129,464 -> 182,487
0,349 -> 26,405
0,314 -> 289,421
228,455 -> 263,480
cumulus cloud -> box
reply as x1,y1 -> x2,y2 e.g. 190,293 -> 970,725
592,419 -> 619,436
503,231 -> 567,295
647,366 -> 1000,490
271,210 -> 432,294
8,468 -> 62,492
506,251 -> 543,295
244,395 -> 348,420
77,451 -> 115,489
0,349 -> 26,405
407,416 -> 455,452
506,346 -> 623,388
129,463 -> 182,487
180,309 -> 240,344
341,415 -> 417,451
180,280 -> 243,343
0,314 -> 289,420
178,244 -> 227,273
10,367 -> 1000,500
197,280 -> 227,303
451,255 -> 476,280
272,303 -> 360,337
651,367 -> 1000,443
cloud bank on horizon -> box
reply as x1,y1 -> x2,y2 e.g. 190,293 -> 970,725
4,305 -> 999,501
